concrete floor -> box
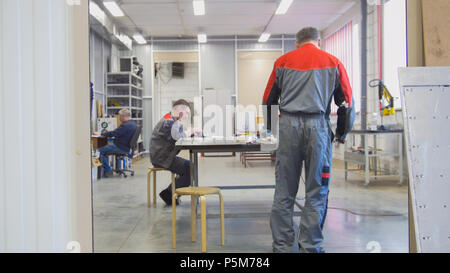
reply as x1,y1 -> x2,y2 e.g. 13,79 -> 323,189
93,152 -> 409,253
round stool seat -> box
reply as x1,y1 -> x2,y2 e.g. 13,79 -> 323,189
147,167 -> 175,208
148,167 -> 167,171
176,187 -> 220,196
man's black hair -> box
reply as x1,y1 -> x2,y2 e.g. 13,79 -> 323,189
173,99 -> 191,111
296,27 -> 320,44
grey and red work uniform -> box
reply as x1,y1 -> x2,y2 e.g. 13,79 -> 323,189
150,113 -> 191,204
263,43 -> 355,253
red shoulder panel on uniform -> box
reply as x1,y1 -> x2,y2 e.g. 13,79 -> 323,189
164,113 -> 173,120
337,62 -> 353,106
282,44 -> 339,71
263,62 -> 279,104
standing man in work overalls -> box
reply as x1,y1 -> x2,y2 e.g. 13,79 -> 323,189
263,27 -> 355,253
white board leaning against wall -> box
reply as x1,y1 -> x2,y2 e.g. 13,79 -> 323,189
399,67 -> 450,253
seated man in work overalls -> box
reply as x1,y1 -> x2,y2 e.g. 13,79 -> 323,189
95,108 -> 137,177
150,99 -> 201,206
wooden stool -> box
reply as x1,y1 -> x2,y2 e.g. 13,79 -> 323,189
172,187 -> 225,253
147,167 -> 175,208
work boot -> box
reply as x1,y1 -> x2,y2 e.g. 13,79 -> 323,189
297,242 -> 326,253
159,189 -> 180,206
103,170 -> 114,178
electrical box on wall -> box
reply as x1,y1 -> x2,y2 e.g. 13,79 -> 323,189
172,62 -> 185,78
399,67 -> 450,253
120,56 -> 144,77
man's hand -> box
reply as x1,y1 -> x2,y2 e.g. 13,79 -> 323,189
335,135 -> 346,144
93,132 -> 101,136
192,128 -> 203,137
186,128 -> 203,137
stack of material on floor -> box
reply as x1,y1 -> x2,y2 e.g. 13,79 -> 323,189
240,152 -> 276,168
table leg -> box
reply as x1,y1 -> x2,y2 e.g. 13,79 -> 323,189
364,134 -> 370,187
190,150 -> 199,215
344,140 -> 348,181
200,196 -> 207,253
344,161 -> 348,181
153,171 -> 157,205
398,133 -> 403,185
190,150 -> 194,187
374,135 -> 377,178
191,196 -> 196,242
194,152 -> 199,187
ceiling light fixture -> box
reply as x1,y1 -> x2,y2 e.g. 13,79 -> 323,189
275,0 -> 293,15
258,33 -> 271,43
89,2 -> 106,24
193,0 -> 205,16
133,34 -> 147,45
116,33 -> 133,50
198,33 -> 207,43
103,1 -> 125,17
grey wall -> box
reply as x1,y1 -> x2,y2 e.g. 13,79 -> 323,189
89,31 -> 112,118
283,35 -> 297,53
119,46 -> 153,152
157,62 -> 199,117
200,41 -> 235,93
114,36 -> 311,156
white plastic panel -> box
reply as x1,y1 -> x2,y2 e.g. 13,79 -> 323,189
0,0 -> 92,252
399,67 -> 450,253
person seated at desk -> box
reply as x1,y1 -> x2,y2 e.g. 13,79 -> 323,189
150,99 -> 201,206
94,108 -> 137,177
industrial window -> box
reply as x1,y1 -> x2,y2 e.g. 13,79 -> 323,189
323,21 -> 360,113
382,0 -> 407,109
324,21 -> 353,86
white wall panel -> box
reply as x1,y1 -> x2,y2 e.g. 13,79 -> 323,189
200,41 -> 235,93
0,0 -> 4,251
3,0 -> 24,251
283,39 -> 296,54
20,0 -> 37,251
34,0 -> 56,251
51,0 -> 70,251
399,67 -> 450,252
111,43 -> 120,72
0,0 -> 92,253
153,40 -> 198,51
237,39 -> 282,50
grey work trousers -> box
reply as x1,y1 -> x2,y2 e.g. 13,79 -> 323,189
270,112 -> 333,253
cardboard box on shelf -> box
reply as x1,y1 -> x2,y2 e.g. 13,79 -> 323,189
115,114 -> 122,127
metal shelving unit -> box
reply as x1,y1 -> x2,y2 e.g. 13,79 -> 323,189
344,129 -> 404,187
106,71 -> 145,158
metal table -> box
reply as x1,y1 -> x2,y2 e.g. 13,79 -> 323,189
344,129 -> 404,186
175,137 -> 303,215
175,138 -> 273,190
175,138 -> 303,216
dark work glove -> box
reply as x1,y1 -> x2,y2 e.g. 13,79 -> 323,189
335,134 -> 346,144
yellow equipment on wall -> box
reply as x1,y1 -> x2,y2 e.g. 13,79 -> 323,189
369,79 -> 396,117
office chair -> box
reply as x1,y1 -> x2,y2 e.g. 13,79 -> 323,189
106,126 -> 142,178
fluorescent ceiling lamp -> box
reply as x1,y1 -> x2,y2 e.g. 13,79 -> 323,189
275,0 -> 293,15
103,1 -> 125,17
89,2 -> 106,24
133,34 -> 147,45
116,33 -> 133,50
198,33 -> 207,43
193,0 -> 205,16
258,33 -> 271,43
